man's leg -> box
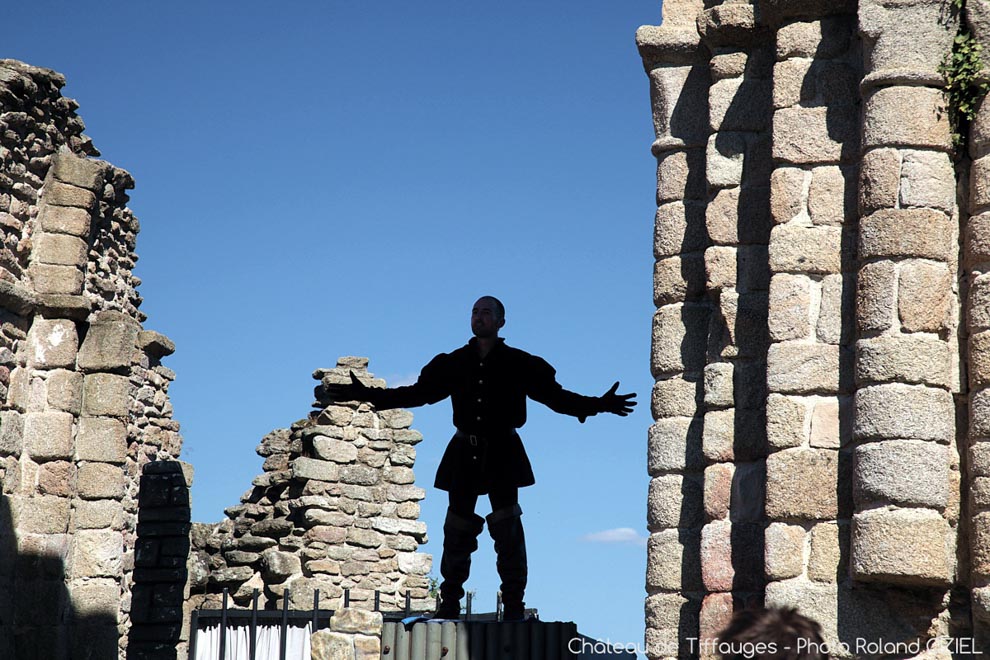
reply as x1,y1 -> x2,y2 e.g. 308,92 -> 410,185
486,488 -> 527,620
435,490 -> 485,619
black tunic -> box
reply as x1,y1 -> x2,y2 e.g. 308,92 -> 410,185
367,338 -> 601,494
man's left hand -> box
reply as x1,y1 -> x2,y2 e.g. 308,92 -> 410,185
600,382 -> 636,416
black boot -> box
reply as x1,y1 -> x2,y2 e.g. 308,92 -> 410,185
434,508 -> 485,619
487,504 -> 527,621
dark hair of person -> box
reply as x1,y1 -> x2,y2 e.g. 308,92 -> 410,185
479,295 -> 505,321
718,607 -> 828,660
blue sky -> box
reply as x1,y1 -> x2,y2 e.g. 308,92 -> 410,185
8,1 -> 662,652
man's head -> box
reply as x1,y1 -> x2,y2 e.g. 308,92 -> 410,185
471,296 -> 505,339
717,607 -> 827,660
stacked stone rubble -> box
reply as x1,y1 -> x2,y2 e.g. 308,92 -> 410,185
0,59 -> 185,659
188,357 -> 433,624
639,1 -> 974,657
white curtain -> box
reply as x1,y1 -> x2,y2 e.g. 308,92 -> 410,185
194,622 -> 312,660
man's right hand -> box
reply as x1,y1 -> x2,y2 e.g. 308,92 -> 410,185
313,371 -> 372,408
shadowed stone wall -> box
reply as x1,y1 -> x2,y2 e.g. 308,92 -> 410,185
638,1 -> 981,657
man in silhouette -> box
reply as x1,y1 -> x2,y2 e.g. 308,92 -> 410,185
314,296 -> 636,620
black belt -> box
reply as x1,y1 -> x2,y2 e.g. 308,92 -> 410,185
454,429 -> 516,446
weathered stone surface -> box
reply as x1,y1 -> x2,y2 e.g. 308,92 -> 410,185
0,410 -> 24,456
859,0 -> 957,83
77,463 -> 125,500
974,512 -> 990,580
862,86 -> 950,149
651,303 -> 710,377
710,52 -> 747,81
51,148 -> 106,191
286,577 -> 344,609
44,181 -> 96,209
967,213 -> 990,266
769,167 -> 806,225
773,15 -> 854,58
765,578 -> 924,653
809,166 -> 854,227
767,342 -> 841,394
310,630 -> 352,660
766,448 -> 840,520
859,148 -> 900,214
971,273 -> 990,332
851,508 -> 952,586
651,376 -> 700,418
30,263 -> 84,295
313,437 -> 358,463
899,150 -> 955,212
330,608 -> 384,635
38,461 -> 74,496
704,245 -> 735,291
808,521 -> 848,583
706,131 -> 746,188
77,311 -> 140,372
647,529 -> 702,591
703,362 -> 733,409
898,260 -> 952,333
36,204 -> 91,237
11,495 -> 70,534
773,106 -> 857,164
854,384 -> 954,443
644,592 -> 700,658
859,209 -> 952,261
856,335 -> 951,387
33,233 -> 87,267
698,4 -> 768,47
816,273 -> 849,345
70,530 -> 123,578
81,373 -> 130,418
700,520 -> 763,592
708,77 -> 770,132
656,151 -> 707,204
809,398 -> 845,449
648,474 -> 703,530
856,260 -> 896,333
647,417 -> 705,476
260,549 -> 301,581
766,393 -> 806,450
70,579 -> 119,618
698,593 -> 735,656
291,457 -> 339,483
972,442 -> 990,477
768,224 -> 843,274
854,440 -> 949,509
967,388 -> 990,437
649,65 -> 710,147
74,500 -> 124,530
46,369 -> 82,414
702,409 -> 734,463
654,254 -> 705,305
768,273 -> 811,341
654,202 -> 707,258
764,522 -> 805,580
971,332 -> 990,388
27,318 -> 78,369
354,634 -> 381,660
76,417 -> 127,464
23,411 -> 73,460
702,462 -> 731,522
772,58 -> 812,110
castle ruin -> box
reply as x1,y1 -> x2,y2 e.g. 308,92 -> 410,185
639,0 -> 990,656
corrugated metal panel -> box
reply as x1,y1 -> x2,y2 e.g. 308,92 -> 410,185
381,621 -> 586,660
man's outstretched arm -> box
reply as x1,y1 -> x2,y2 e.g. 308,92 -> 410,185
526,357 -> 636,422
598,381 -> 636,417
313,356 -> 451,411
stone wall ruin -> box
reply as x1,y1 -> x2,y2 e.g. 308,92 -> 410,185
0,59 -> 433,659
638,0 -> 990,657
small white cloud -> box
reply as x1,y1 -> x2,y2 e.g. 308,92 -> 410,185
582,527 -> 648,546
384,373 -> 419,387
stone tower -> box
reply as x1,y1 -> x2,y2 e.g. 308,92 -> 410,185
638,0 -> 990,657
